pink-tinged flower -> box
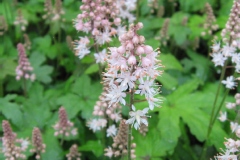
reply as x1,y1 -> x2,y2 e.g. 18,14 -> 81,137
116,72 -> 136,90
94,49 -> 107,64
106,125 -> 118,137
218,111 -> 227,122
95,29 -> 112,45
135,78 -> 156,97
226,102 -> 236,109
125,105 -> 149,130
105,84 -> 126,106
104,147 -> 114,158
230,122 -> 240,133
211,41 -> 221,52
211,52 -> 227,67
74,36 -> 90,59
231,53 -> 240,64
16,43 -> 35,81
87,118 -> 107,132
222,76 -> 237,89
215,149 -> 237,160
222,44 -> 236,57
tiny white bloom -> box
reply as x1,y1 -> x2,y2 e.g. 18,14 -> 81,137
211,53 -> 227,67
222,76 -> 237,89
94,49 -> 107,64
95,29 -> 112,45
222,44 -> 236,57
230,122 -> 239,133
87,118 -> 107,132
106,125 -> 117,137
125,105 -> 149,130
226,102 -> 236,109
218,111 -> 227,122
211,41 -> 221,52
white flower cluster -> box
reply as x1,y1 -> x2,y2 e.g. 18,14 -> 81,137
104,22 -> 163,130
215,93 -> 240,159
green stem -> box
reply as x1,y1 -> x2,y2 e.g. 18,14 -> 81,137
23,78 -> 27,98
0,79 -> 3,97
127,87 -> 134,160
200,62 -> 227,160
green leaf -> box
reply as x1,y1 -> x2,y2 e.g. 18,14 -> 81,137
79,140 -> 103,157
85,64 -> 99,74
0,96 -> 24,128
0,57 -> 17,79
157,72 -> 178,90
160,53 -> 183,71
157,107 -> 181,155
167,78 -> 200,101
56,93 -> 83,119
41,127 -> 63,160
29,52 -> 53,84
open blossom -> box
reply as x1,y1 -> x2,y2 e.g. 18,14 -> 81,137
125,105 -> 149,130
94,49 -> 107,64
218,111 -> 227,122
74,36 -> 90,59
106,125 -> 118,137
87,118 -> 107,132
222,76 -> 237,89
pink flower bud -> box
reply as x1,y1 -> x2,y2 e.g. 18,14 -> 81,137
114,18 -> 121,26
144,45 -> 153,54
126,42 -> 134,50
136,46 -> 145,55
132,35 -> 139,44
128,55 -> 136,65
117,46 -> 126,54
137,22 -> 143,29
139,36 -> 145,43
142,57 -> 151,67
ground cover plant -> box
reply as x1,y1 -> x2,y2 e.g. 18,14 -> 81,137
1,0 -> 240,159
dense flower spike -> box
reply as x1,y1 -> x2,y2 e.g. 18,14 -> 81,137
104,120 -> 136,159
16,43 -> 35,81
74,0 -> 121,42
66,144 -> 81,160
43,0 -> 65,22
156,18 -> 170,46
53,107 -> 77,137
14,9 -> 28,31
30,128 -> 46,159
0,16 -> 8,36
211,0 -> 240,89
221,0 -> 240,44
104,23 -> 163,127
87,84 -> 122,134
201,3 -> 218,36
2,120 -> 28,160
23,34 -> 31,50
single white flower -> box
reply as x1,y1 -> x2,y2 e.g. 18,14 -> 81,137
230,122 -> 239,133
94,49 -> 107,64
211,52 -> 227,67
222,76 -> 237,89
87,118 -> 107,132
211,41 -> 221,52
226,102 -> 236,109
106,125 -> 117,137
215,149 -> 237,160
125,105 -> 149,130
104,147 -> 114,158
105,84 -> 126,107
218,111 -> 227,122
95,29 -> 112,45
222,44 -> 236,57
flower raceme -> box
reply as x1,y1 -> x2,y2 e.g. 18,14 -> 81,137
104,22 -> 163,129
